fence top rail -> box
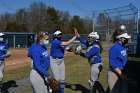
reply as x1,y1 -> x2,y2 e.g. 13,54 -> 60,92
2,32 -> 36,35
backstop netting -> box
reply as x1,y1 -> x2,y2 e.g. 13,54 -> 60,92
92,3 -> 139,53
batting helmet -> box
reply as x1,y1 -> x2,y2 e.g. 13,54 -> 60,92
88,32 -> 99,40
87,32 -> 99,45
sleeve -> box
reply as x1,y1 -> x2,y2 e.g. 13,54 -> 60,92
84,47 -> 98,58
109,47 -> 117,69
5,43 -> 9,50
4,43 -> 9,54
32,50 -> 50,77
54,40 -> 62,47
3,43 -> 11,58
78,37 -> 88,45
28,44 -> 35,58
28,47 -> 32,57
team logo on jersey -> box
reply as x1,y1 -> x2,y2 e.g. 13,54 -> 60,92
121,50 -> 126,56
0,46 -> 6,50
42,51 -> 49,57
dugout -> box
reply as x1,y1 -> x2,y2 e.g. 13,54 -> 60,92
2,32 -> 36,48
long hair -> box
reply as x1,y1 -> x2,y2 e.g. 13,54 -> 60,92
36,31 -> 44,44
96,40 -> 103,54
112,28 -> 126,43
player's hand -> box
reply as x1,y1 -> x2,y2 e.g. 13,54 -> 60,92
47,76 -> 60,92
120,72 -> 127,80
72,46 -> 82,55
73,28 -> 80,37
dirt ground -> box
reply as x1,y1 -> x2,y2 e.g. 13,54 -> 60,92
5,49 -> 31,71
4,48 -> 75,72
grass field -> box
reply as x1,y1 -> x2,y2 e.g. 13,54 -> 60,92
3,51 -> 109,93
3,50 -> 140,93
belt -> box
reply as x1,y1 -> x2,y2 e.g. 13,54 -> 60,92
0,59 -> 4,61
52,56 -> 63,59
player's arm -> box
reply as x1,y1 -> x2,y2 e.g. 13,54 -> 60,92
109,47 -> 118,70
61,36 -> 76,46
80,47 -> 98,58
61,28 -> 78,46
32,50 -> 50,77
109,47 -> 126,78
4,50 -> 11,58
78,37 -> 88,45
3,43 -> 11,58
76,29 -> 88,45
79,51 -> 86,57
65,46 -> 73,52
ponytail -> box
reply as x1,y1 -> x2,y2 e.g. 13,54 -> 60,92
96,40 -> 103,54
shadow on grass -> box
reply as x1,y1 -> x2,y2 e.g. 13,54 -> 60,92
124,59 -> 140,93
1,80 -> 18,93
65,83 -> 89,93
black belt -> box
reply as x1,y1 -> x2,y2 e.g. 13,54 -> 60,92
52,56 -> 63,59
0,59 -> 4,61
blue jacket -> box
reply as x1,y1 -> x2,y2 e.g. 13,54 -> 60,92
109,42 -> 127,70
0,42 -> 8,61
50,39 -> 66,58
31,44 -> 50,77
28,43 -> 36,59
78,37 -> 102,64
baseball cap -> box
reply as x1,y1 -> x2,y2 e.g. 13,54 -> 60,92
0,33 -> 5,36
54,30 -> 62,36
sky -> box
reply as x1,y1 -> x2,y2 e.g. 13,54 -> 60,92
0,0 -> 140,18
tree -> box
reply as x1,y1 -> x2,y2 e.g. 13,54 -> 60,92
70,16 -> 85,34
5,22 -> 20,32
47,7 -> 62,33
83,16 -> 93,33
0,13 -> 15,31
16,9 -> 28,32
59,11 -> 71,34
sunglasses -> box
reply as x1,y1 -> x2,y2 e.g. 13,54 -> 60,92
43,32 -> 49,35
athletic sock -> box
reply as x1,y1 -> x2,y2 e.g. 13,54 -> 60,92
60,82 -> 65,93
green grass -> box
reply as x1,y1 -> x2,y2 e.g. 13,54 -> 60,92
3,65 -> 31,82
22,51 -> 109,93
4,51 -> 109,93
22,87 -> 32,93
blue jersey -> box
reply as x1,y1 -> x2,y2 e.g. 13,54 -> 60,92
50,39 -> 65,58
78,37 -> 102,64
109,42 -> 127,70
28,43 -> 48,59
78,37 -> 89,47
31,44 -> 50,77
28,43 -> 36,59
0,42 -> 8,61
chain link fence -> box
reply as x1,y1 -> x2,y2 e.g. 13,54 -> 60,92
92,3 -> 139,53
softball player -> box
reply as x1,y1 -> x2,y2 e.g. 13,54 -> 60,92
0,33 -> 11,88
50,29 -> 78,93
29,31 -> 51,93
76,31 -> 105,93
28,43 -> 36,68
108,25 -> 131,93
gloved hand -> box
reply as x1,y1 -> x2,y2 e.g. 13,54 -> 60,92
47,77 -> 60,92
72,46 -> 82,55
